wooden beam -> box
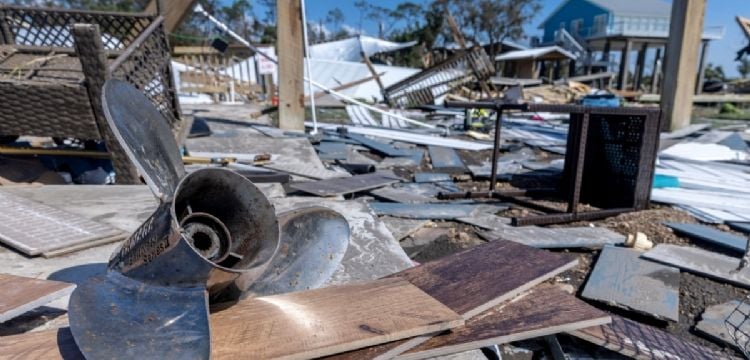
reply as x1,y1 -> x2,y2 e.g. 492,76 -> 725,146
661,0 -> 706,131
144,0 -> 197,33
650,47 -> 662,93
634,43 -> 648,90
737,16 -> 750,39
277,0 -> 305,130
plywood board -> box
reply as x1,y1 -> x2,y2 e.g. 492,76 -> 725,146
582,246 -> 679,321
395,285 -> 611,360
0,274 -> 75,322
290,172 -> 401,197
346,133 -> 411,157
326,240 -> 578,360
0,279 -> 463,360
665,222 -> 747,254
0,190 -> 124,256
570,315 -> 730,360
642,244 -> 750,288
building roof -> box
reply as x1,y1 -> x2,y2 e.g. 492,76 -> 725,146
539,0 -> 672,28
495,46 -> 577,61
309,35 -> 417,62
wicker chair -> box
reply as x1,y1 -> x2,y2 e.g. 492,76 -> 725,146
0,5 -> 183,183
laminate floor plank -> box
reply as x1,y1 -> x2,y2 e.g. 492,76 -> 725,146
395,284 -> 611,360
0,274 -> 75,322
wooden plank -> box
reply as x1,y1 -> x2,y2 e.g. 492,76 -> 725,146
665,222 -> 748,254
0,190 -> 124,256
696,300 -> 747,350
0,274 -> 75,322
381,217 -> 429,241
0,279 -> 463,360
276,0 -> 305,130
211,279 -> 463,359
581,246 -> 680,321
145,0 -> 198,33
290,172 -> 401,196
326,240 -> 579,360
729,222 -> 750,234
660,0 -> 707,130
570,315 -> 730,360
346,134 -> 411,157
395,285 -> 611,360
642,244 -> 750,288
413,173 -> 452,183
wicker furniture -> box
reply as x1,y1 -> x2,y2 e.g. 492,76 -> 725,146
0,5 -> 182,183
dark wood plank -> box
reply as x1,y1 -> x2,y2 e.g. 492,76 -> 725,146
570,315 -> 733,360
665,222 -> 747,254
0,274 -> 75,322
326,240 -> 579,360
290,172 -> 401,196
396,284 -> 611,360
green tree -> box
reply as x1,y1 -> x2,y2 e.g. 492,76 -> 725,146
704,63 -> 726,81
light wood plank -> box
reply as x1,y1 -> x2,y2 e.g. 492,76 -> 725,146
0,279 -> 462,360
0,274 -> 75,322
396,285 -> 611,360
276,0 -> 304,130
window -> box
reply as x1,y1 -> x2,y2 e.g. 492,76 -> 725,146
571,19 -> 583,35
593,14 -> 607,35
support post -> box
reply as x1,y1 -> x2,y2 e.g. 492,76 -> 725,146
634,42 -> 648,90
617,40 -> 632,90
73,24 -> 140,184
145,0 -> 197,33
276,0 -> 305,130
661,0 -> 706,131
650,47 -> 662,93
695,40 -> 710,94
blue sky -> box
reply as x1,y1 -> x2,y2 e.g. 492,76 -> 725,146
247,0 -> 749,77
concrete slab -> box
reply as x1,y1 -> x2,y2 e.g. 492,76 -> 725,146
642,244 -> 750,288
696,300 -> 748,350
582,246 -> 680,321
476,224 -> 625,249
368,202 -> 508,220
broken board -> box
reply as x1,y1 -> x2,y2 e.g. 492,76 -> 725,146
0,274 -> 75,322
581,246 -> 680,321
570,315 -> 730,360
665,222 -> 747,254
0,190 -> 125,257
696,300 -> 748,351
381,217 -> 429,241
0,279 -> 464,360
326,240 -> 579,360
395,285 -> 611,360
290,172 -> 401,197
642,244 -> 750,289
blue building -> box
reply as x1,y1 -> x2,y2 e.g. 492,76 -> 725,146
537,0 -> 724,93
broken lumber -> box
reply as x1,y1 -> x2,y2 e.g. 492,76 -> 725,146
0,274 -> 75,323
665,222 -> 748,254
